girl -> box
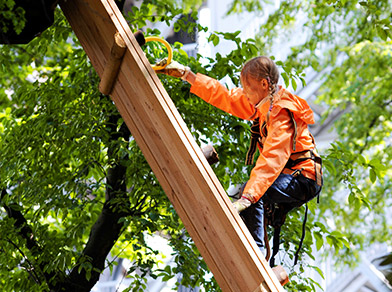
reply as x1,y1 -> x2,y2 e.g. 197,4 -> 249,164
159,56 -> 322,256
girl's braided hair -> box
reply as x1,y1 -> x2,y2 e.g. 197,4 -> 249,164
241,56 -> 280,105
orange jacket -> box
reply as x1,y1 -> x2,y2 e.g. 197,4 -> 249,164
191,73 -> 319,203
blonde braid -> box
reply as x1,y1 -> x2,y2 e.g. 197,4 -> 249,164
267,77 -> 277,110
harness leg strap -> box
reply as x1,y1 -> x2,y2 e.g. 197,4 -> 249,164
270,226 -> 281,267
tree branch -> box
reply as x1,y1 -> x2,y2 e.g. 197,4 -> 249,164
0,188 -> 60,287
6,237 -> 41,285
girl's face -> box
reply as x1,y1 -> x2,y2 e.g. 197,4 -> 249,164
241,75 -> 269,106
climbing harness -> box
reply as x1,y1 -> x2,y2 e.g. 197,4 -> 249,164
244,106 -> 323,267
246,107 -> 322,187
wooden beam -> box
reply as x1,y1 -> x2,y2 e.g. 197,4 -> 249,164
59,1 -> 286,291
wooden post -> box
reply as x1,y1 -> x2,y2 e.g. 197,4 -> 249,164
60,1 -> 286,291
99,31 -> 146,95
99,32 -> 127,95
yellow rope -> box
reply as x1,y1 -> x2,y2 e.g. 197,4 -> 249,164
144,36 -> 173,70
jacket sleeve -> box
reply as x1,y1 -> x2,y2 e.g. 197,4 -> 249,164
190,73 -> 255,120
243,108 -> 294,203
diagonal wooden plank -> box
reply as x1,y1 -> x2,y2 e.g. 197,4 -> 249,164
59,1 -> 286,291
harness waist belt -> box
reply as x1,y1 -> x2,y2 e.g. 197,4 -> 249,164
283,149 -> 322,186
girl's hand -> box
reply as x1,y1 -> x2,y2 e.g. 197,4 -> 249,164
232,197 -> 252,213
155,59 -> 189,78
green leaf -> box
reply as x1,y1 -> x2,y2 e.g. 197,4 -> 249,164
357,154 -> 366,165
314,232 -> 324,251
369,167 -> 377,183
291,77 -> 297,91
281,72 -> 290,87
309,265 -> 325,279
377,26 -> 387,40
322,159 -> 337,176
208,33 -> 220,46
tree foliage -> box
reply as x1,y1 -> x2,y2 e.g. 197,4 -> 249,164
1,0 -> 391,292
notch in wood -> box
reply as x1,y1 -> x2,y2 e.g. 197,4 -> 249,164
99,32 -> 127,95
201,145 -> 219,165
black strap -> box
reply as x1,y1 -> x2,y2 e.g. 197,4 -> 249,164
245,117 -> 261,165
264,209 -> 271,262
294,204 -> 308,265
270,226 -> 281,267
245,102 -> 273,166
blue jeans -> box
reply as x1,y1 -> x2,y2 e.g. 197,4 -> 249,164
240,173 -> 321,251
